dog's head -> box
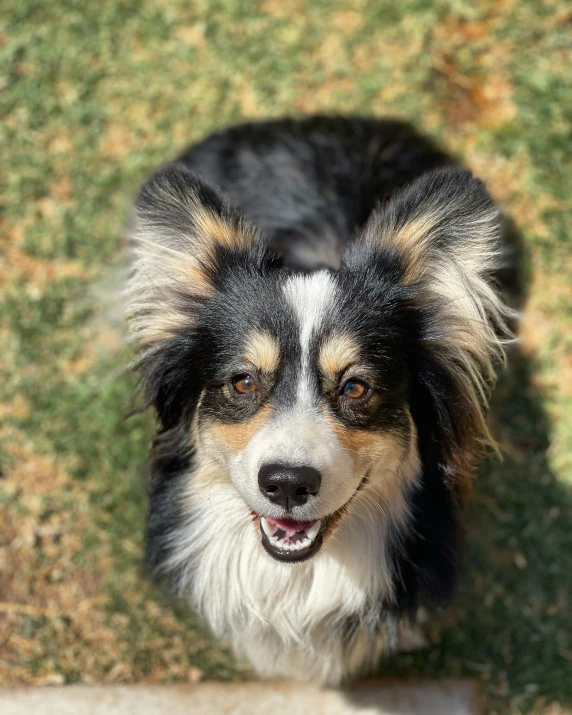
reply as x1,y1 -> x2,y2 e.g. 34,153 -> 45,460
127,164 -> 509,566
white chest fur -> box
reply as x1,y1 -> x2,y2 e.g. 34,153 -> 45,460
163,470 -> 409,683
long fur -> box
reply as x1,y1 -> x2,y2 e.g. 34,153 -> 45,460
125,116 -> 512,684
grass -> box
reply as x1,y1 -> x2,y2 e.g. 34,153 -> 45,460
1,0 -> 571,712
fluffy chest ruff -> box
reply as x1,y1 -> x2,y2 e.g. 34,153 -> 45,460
162,467 -> 411,684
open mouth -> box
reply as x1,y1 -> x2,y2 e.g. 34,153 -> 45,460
259,517 -> 328,563
256,473 -> 370,563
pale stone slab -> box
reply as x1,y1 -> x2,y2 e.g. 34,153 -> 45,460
0,679 -> 481,715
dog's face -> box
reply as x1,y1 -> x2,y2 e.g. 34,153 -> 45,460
195,267 -> 420,562
128,166 -> 508,566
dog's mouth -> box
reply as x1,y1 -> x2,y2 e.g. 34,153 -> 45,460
256,473 -> 370,563
259,516 -> 328,563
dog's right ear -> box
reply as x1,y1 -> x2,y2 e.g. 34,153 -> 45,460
126,163 -> 260,349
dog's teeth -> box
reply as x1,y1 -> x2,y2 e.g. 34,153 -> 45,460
305,520 -> 321,543
263,519 -> 321,553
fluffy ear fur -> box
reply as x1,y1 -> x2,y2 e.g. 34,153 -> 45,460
345,168 -> 513,485
126,163 -> 260,349
125,164 -> 264,425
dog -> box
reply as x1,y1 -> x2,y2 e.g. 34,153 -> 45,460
126,116 -> 512,684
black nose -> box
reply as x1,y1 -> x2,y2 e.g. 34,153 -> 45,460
258,463 -> 321,509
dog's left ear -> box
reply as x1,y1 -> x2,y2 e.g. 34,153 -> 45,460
345,168 -> 512,462
347,166 -> 511,358
347,167 -> 504,303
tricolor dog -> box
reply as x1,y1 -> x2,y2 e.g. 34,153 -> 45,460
126,116 -> 511,683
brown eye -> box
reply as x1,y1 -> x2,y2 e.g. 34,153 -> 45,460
232,374 -> 258,394
341,379 -> 367,399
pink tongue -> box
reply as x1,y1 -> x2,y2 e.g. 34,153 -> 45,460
266,518 -> 317,536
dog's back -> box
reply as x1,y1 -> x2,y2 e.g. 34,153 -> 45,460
177,116 -> 451,270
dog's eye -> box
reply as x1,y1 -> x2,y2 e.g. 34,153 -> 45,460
232,374 -> 258,394
341,379 -> 367,399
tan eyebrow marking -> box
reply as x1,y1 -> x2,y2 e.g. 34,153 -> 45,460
243,330 -> 280,374
318,333 -> 360,379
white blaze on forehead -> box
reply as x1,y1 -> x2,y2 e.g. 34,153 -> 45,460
226,270 -> 352,520
283,271 -> 337,400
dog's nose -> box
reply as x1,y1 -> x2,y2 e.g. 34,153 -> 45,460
258,463 -> 321,509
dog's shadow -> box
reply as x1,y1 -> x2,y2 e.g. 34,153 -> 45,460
353,218 -> 572,711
